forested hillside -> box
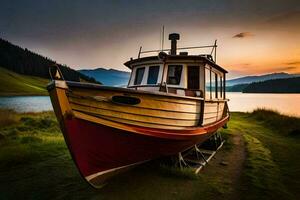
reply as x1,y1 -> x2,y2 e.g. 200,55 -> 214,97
243,77 -> 300,93
226,72 -> 299,86
0,38 -> 99,83
226,83 -> 249,92
0,67 -> 48,96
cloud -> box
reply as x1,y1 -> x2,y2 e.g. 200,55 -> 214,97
233,32 -> 254,38
274,66 -> 298,71
283,61 -> 300,65
238,63 -> 251,66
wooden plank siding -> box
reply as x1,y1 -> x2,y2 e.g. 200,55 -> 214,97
66,86 -> 227,129
67,87 -> 202,130
202,101 -> 225,125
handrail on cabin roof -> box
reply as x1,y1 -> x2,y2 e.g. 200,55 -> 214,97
140,44 -> 216,54
138,40 -> 218,63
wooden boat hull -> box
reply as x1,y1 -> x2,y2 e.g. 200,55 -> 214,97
47,80 -> 229,187
63,117 -> 226,187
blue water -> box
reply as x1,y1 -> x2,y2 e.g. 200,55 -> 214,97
0,93 -> 300,117
0,96 -> 52,112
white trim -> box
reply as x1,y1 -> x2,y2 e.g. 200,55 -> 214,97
85,159 -> 150,182
141,66 -> 148,85
54,80 -> 68,89
129,64 -> 163,87
157,65 -> 163,85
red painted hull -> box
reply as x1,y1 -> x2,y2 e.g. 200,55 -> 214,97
62,116 -> 228,186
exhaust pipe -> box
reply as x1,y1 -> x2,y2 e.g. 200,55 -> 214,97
168,33 -> 180,55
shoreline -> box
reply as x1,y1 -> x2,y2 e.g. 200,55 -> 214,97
0,94 -> 49,97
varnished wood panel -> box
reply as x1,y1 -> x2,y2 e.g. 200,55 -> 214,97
69,99 -> 199,119
202,101 -> 225,125
65,85 -> 228,129
67,86 -> 203,129
68,92 -> 201,113
71,103 -> 199,127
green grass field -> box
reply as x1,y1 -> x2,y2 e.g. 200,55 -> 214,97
0,67 -> 49,96
0,109 -> 299,200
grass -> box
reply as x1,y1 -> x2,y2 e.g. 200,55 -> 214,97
242,134 -> 289,199
250,108 -> 300,137
0,109 -> 64,168
0,67 -> 49,96
0,109 -> 299,199
226,110 -> 300,200
0,109 -> 19,127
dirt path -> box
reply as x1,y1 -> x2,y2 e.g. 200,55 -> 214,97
201,132 -> 246,200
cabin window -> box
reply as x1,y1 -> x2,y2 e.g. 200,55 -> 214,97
211,72 -> 217,99
205,67 -> 211,99
216,73 -> 219,98
134,67 -> 145,85
147,66 -> 160,84
223,74 -> 226,99
219,75 -> 223,98
167,65 -> 182,85
187,66 -> 200,90
205,67 -> 226,99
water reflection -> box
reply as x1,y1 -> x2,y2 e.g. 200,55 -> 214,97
227,92 -> 300,117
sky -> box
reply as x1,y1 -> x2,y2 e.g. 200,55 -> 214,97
0,0 -> 300,78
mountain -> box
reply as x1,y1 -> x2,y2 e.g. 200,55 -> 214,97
227,72 -> 300,86
243,77 -> 300,93
79,68 -> 130,86
0,38 -> 99,83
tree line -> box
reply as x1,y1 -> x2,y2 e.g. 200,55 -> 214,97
243,77 -> 300,93
0,38 -> 100,83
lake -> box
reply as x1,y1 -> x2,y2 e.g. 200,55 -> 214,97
0,96 -> 52,113
227,92 -> 300,117
0,93 -> 299,117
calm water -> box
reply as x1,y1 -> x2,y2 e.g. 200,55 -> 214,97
227,92 -> 300,117
0,96 -> 52,112
0,93 -> 299,116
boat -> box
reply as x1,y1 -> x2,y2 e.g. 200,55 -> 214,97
47,33 -> 230,188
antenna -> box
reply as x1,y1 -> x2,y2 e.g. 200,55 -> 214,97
138,46 -> 142,58
161,25 -> 164,51
214,40 -> 217,63
210,39 -> 218,63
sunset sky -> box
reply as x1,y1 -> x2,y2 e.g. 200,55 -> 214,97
1,0 -> 300,78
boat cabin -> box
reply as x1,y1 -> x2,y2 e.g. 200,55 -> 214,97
125,33 -> 228,100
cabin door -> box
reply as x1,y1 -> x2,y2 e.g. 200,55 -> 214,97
187,66 -> 200,90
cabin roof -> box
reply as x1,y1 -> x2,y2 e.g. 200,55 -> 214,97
124,55 -> 228,73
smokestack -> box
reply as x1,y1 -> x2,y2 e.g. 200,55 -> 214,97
168,33 -> 180,55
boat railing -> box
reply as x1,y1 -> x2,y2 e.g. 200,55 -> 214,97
137,40 -> 218,63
